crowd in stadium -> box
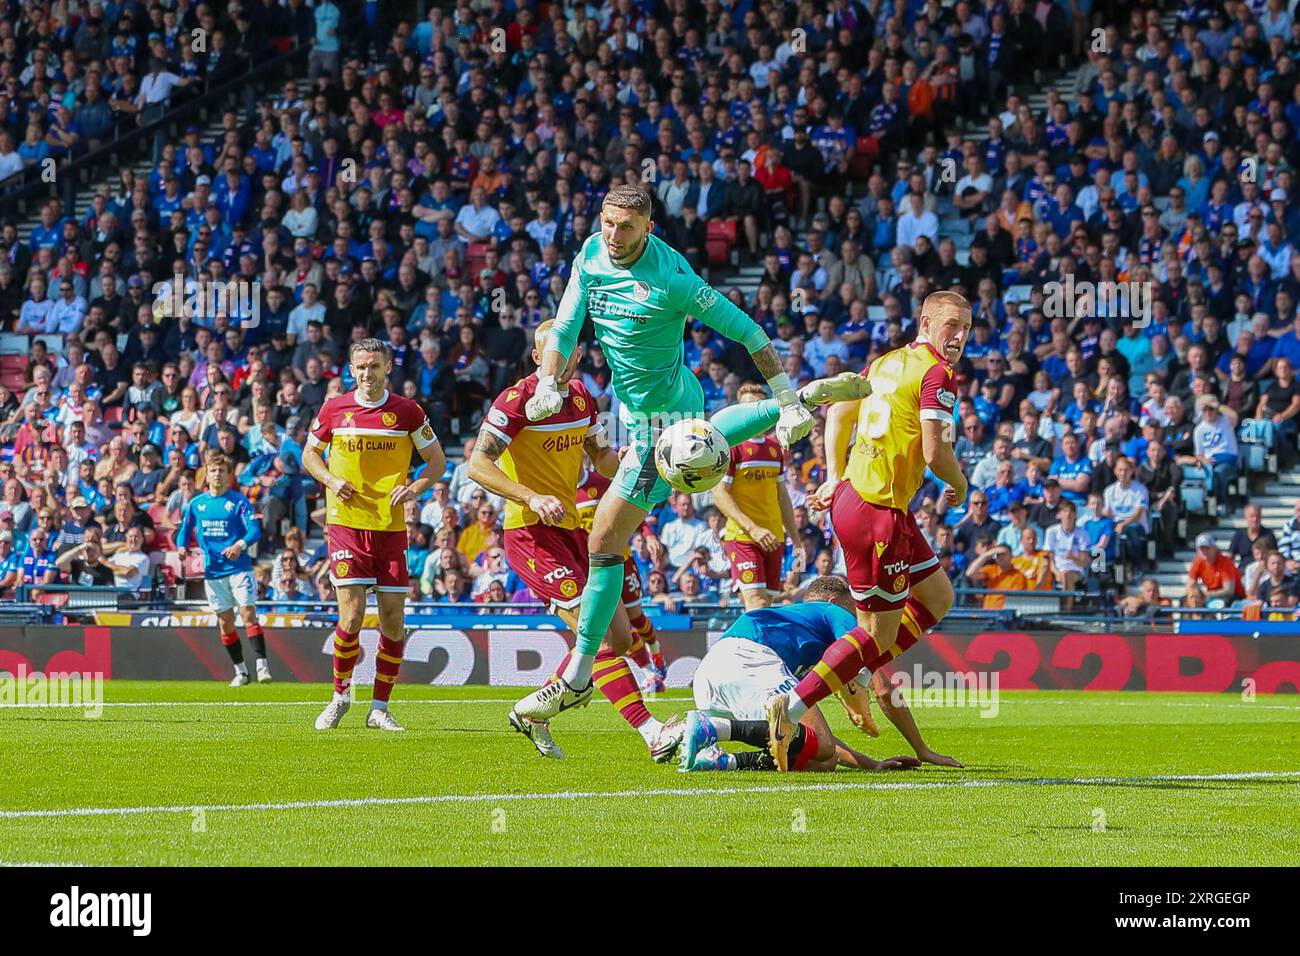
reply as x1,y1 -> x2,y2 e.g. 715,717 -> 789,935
1,0 -> 1299,618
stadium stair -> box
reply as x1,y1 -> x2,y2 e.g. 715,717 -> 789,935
1150,470 -> 1300,594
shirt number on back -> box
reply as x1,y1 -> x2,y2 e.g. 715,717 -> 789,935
863,358 -> 902,440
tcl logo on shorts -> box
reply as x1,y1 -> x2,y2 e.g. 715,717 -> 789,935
542,566 -> 574,583
884,560 -> 908,575
736,560 -> 757,571
331,549 -> 354,561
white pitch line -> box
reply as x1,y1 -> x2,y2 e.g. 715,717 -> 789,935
2,771 -> 1297,822
2,696 -> 1299,711
0,696 -> 687,710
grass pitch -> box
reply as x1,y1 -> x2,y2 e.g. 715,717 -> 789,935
2,681 -> 1299,866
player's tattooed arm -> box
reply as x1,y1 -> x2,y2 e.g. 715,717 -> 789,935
468,428 -> 568,525
751,343 -> 785,382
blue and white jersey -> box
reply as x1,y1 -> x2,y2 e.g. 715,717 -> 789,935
720,601 -> 858,675
176,490 -> 260,579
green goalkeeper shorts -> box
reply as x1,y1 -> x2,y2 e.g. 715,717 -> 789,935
610,373 -> 705,511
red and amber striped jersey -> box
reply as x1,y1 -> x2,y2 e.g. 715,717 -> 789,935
308,390 -> 437,532
575,466 -> 611,533
481,374 -> 601,531
722,435 -> 784,542
845,341 -> 956,511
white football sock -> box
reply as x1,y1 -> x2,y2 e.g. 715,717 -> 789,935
561,651 -> 595,688
637,718 -> 664,745
786,693 -> 809,723
711,716 -> 733,741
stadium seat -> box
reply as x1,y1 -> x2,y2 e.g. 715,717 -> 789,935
103,406 -> 123,425
0,354 -> 28,391
706,219 -> 737,244
1004,284 -> 1034,303
706,239 -> 730,266
0,333 -> 31,355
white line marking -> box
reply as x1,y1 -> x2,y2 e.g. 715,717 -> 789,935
0,696 -> 692,710
2,771 -> 1297,821
1,695 -> 1298,711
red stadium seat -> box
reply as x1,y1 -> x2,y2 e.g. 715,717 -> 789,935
706,239 -> 731,266
0,354 -> 27,391
706,219 -> 737,243
103,406 -> 123,425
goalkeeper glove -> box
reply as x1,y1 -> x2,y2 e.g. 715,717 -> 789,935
770,374 -> 813,447
525,374 -> 563,421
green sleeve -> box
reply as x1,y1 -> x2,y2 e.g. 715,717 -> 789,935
669,255 -> 769,353
547,252 -> 589,360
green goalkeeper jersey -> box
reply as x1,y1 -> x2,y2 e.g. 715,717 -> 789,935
548,232 -> 770,413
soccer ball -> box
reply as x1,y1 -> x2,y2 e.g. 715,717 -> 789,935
654,417 -> 729,492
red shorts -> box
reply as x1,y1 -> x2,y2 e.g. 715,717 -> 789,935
724,539 -> 784,592
327,525 -> 409,593
621,555 -> 643,608
504,523 -> 589,611
831,483 -> 939,612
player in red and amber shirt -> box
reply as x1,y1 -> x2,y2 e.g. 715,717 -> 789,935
769,291 -> 973,771
302,339 -> 446,733
711,383 -> 805,611
468,320 -> 682,761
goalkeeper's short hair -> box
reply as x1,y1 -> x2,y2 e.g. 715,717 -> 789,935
602,183 -> 653,218
349,337 -> 391,363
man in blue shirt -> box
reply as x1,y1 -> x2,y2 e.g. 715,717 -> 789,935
309,0 -> 341,83
176,450 -> 269,686
677,576 -> 959,772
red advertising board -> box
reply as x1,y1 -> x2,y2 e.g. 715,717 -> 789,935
0,626 -> 1297,692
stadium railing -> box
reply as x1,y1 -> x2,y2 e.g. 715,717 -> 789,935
1,38 -> 309,214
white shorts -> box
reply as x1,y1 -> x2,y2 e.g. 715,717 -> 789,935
692,637 -> 798,721
205,571 -> 257,613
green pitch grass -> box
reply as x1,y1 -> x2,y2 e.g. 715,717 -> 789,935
2,682 -> 1299,866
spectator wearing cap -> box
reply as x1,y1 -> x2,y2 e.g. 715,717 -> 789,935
1187,533 -> 1245,605
1180,394 -> 1239,515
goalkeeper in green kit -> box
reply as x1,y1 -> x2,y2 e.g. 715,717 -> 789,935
512,184 -> 869,725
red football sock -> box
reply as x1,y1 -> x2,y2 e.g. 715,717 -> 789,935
592,648 -> 652,729
792,626 -> 881,711
863,599 -> 937,671
625,633 -> 652,669
219,628 -> 240,646
372,633 -> 404,704
332,626 -> 360,695
792,725 -> 821,771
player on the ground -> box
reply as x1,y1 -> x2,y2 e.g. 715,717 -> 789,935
576,460 -> 667,692
467,320 -> 682,761
176,449 -> 269,686
513,184 -> 869,721
680,575 -> 958,772
303,339 -> 446,732
768,291 -> 973,770
711,383 -> 805,610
